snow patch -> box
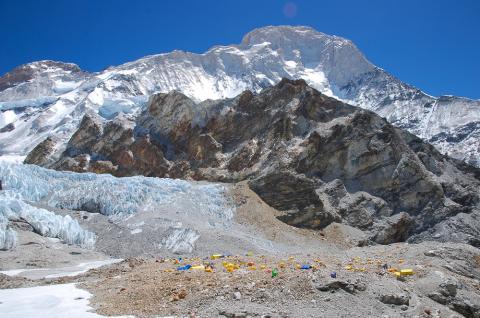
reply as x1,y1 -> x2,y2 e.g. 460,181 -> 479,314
44,259 -> 123,279
98,98 -> 136,119
284,60 -> 298,68
53,81 -> 80,94
0,110 -> 17,127
0,259 -> 123,279
0,155 -> 26,164
0,283 -> 133,318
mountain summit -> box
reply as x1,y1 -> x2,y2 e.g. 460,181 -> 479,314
0,25 -> 479,166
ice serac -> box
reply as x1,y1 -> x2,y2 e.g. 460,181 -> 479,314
0,161 -> 232,252
0,26 -> 479,166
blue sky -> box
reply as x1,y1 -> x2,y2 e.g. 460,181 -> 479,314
1,0 -> 479,99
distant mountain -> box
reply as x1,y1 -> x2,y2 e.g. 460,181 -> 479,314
0,26 -> 479,166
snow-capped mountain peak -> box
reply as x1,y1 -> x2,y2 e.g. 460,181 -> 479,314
0,25 -> 479,166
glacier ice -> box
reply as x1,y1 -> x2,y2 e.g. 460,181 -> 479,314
0,161 -> 97,249
0,196 -> 95,249
0,162 -> 232,219
0,162 -> 233,251
0,96 -> 58,111
0,214 -> 17,250
162,227 -> 201,254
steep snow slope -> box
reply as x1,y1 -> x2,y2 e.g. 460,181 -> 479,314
0,26 -> 479,165
0,162 -> 232,251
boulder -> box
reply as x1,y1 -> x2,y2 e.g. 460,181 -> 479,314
313,276 -> 366,294
379,293 -> 410,306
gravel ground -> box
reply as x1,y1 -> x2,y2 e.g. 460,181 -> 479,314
79,242 -> 480,318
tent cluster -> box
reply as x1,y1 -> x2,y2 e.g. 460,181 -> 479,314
157,253 -> 325,275
343,256 -> 414,279
156,253 -> 415,281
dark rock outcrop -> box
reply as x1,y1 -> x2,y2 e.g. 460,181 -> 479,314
26,79 -> 480,246
0,123 -> 15,133
416,264 -> 480,318
0,60 -> 83,92
379,293 -> 410,306
314,278 -> 366,294
24,137 -> 57,166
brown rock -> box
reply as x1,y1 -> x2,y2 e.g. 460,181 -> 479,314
24,137 -> 57,166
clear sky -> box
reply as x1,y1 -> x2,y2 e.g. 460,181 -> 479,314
1,0 -> 479,99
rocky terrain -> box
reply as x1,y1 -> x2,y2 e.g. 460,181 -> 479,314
27,78 -> 480,249
80,242 -> 480,318
1,26 -> 479,167
2,213 -> 480,318
1,148 -> 479,317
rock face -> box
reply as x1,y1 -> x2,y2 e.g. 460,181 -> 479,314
27,79 -> 480,246
49,113 -> 170,177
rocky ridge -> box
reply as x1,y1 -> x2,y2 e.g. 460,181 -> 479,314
28,79 -> 480,247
